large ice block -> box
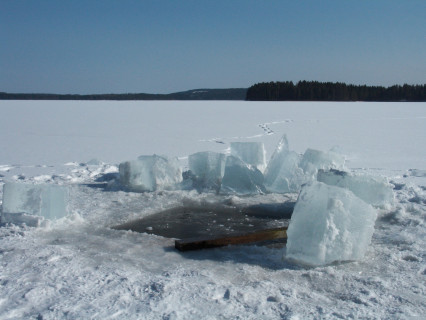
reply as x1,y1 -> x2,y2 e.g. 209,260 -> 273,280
264,135 -> 305,193
188,151 -> 226,191
1,182 -> 68,226
286,181 -> 377,266
317,169 -> 394,207
119,155 -> 182,192
299,148 -> 345,179
220,156 -> 266,195
230,142 -> 266,172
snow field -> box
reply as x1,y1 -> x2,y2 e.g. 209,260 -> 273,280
0,101 -> 425,319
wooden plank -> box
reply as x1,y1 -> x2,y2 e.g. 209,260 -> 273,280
175,227 -> 287,252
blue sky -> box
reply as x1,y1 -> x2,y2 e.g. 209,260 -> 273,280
1,0 -> 425,94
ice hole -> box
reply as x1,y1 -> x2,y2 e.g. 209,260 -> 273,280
113,203 -> 292,241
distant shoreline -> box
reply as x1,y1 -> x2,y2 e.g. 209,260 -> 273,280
0,89 -> 247,101
1,82 -> 425,101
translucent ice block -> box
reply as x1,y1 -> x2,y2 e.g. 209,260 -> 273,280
119,155 -> 182,192
220,156 -> 266,195
1,182 -> 68,226
299,148 -> 345,179
286,181 -> 377,266
317,169 -> 394,207
264,135 -> 305,193
188,151 -> 226,191
230,142 -> 266,172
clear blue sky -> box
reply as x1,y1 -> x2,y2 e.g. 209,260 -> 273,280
1,0 -> 425,94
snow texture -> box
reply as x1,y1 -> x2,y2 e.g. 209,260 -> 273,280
286,181 -> 378,266
0,101 -> 425,319
119,155 -> 182,192
188,151 -> 226,191
230,142 -> 266,172
1,182 -> 68,226
220,156 -> 266,195
317,169 -> 395,208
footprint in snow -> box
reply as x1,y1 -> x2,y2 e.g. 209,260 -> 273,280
258,123 -> 274,135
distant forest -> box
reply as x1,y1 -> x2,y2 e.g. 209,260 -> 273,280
246,81 -> 425,101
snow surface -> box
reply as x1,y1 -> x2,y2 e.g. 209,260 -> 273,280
0,101 -> 425,319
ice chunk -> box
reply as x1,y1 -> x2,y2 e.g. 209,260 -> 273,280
230,142 -> 266,172
119,155 -> 182,192
264,135 -> 305,193
286,181 -> 377,266
317,169 -> 394,207
1,182 -> 68,226
220,156 -> 266,195
264,136 -> 346,194
188,151 -> 226,191
299,148 -> 345,180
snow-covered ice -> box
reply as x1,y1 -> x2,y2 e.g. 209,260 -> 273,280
286,181 -> 378,266
220,155 -> 266,195
1,182 -> 68,226
0,101 -> 425,319
317,169 -> 395,208
119,155 -> 182,192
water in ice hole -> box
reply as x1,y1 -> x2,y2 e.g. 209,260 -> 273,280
113,203 -> 293,240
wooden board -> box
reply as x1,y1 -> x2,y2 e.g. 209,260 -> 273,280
175,227 -> 287,251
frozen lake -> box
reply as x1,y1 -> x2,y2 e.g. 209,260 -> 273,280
0,101 -> 425,319
1,101 -> 425,170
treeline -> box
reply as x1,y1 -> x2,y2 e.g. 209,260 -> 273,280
246,81 -> 426,101
0,88 -> 247,101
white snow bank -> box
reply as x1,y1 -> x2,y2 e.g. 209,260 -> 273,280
1,182 -> 68,226
317,169 -> 394,208
119,155 -> 182,192
286,181 -> 377,266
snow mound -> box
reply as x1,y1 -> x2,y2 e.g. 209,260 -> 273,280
119,155 -> 182,192
286,181 -> 377,266
1,182 -> 69,226
317,169 -> 394,208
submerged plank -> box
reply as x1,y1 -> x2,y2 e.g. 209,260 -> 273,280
175,227 -> 287,251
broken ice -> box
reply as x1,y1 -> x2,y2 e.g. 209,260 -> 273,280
220,156 -> 266,195
1,182 -> 69,226
119,155 -> 182,192
286,181 -> 377,266
264,135 -> 305,193
188,151 -> 226,191
230,142 -> 266,172
299,148 -> 345,179
264,135 -> 345,194
317,169 -> 394,207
